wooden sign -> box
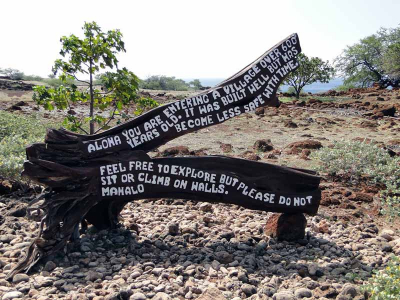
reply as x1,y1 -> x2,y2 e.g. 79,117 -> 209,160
35,33 -> 302,161
8,33 -> 321,278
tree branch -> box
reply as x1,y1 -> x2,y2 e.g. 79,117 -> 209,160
70,74 -> 90,85
94,106 -> 117,134
96,88 -> 116,95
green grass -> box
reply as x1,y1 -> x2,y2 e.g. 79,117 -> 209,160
279,97 -> 295,103
0,111 -> 60,180
311,140 -> 400,218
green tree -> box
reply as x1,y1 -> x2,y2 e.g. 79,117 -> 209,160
0,68 -> 24,80
382,27 -> 400,80
33,21 -> 158,134
140,75 -> 190,91
335,26 -> 400,88
284,53 -> 334,99
189,79 -> 203,90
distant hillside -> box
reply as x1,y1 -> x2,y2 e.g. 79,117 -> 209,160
185,78 -> 344,93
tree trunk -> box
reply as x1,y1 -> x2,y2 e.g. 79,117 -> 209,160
295,88 -> 300,99
89,60 -> 95,135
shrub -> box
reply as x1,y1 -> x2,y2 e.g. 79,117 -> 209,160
0,111 -> 57,181
335,83 -> 357,92
363,256 -> 400,299
311,140 -> 400,218
22,74 -> 44,82
140,75 -> 191,91
0,135 -> 38,180
0,68 -> 24,80
285,86 -> 307,96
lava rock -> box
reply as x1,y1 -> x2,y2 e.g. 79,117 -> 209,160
153,293 -> 172,300
197,287 -> 226,300
12,273 -> 29,283
241,283 -> 257,296
294,288 -> 312,298
161,146 -> 190,157
272,291 -> 295,300
2,291 -> 24,300
129,292 -> 146,300
43,261 -> 57,272
264,213 -> 307,241
285,140 -> 322,155
254,139 -> 274,152
220,143 -> 233,153
284,120 -> 298,128
168,222 -> 180,235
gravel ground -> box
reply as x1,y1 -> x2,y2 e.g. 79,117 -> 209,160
1,196 -> 399,300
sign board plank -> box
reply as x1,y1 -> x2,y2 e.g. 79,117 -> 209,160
30,34 -> 301,164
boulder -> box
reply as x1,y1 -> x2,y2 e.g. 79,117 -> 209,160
197,287 -> 226,300
161,146 -> 190,157
295,288 -> 312,298
255,107 -> 265,116
285,140 -> 322,155
241,284 -> 257,296
308,98 -> 322,105
350,192 -> 374,203
2,291 -> 24,300
254,139 -> 274,152
373,105 -> 396,117
264,213 -> 307,241
152,293 -> 171,300
284,120 -> 298,128
214,251 -> 234,264
272,291 -> 295,300
220,143 -> 233,153
168,222 -> 180,235
241,151 -> 260,161
12,273 -> 29,284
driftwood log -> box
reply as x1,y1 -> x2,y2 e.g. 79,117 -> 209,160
8,33 -> 321,278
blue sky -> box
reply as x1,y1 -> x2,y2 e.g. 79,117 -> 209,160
1,0 -> 399,79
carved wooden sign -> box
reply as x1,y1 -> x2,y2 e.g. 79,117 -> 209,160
9,33 -> 321,278
97,153 -> 320,215
40,33 -> 302,159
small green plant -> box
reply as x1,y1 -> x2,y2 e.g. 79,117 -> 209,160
0,111 -> 58,180
345,272 -> 360,283
363,256 -> 400,299
311,140 -> 400,218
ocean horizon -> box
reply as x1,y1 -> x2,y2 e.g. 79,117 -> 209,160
185,78 -> 344,94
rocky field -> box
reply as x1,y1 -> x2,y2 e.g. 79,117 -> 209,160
0,81 -> 400,299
